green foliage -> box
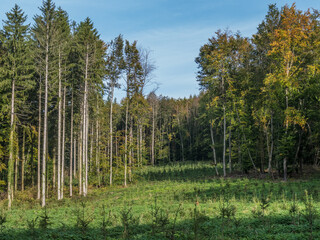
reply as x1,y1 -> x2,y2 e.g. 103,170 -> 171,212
119,206 -> 137,239
38,207 -> 51,229
75,201 -> 94,235
0,209 -> 7,233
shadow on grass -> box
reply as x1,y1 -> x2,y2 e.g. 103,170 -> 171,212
1,214 -> 320,240
138,162 -> 221,182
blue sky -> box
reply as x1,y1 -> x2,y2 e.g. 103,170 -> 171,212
1,0 -> 320,99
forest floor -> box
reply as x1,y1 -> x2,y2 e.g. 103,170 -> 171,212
0,162 -> 320,239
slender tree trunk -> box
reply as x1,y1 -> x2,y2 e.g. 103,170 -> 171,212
210,124 -> 219,176
223,105 -> 226,177
151,103 -> 155,166
82,48 -> 89,196
124,99 -> 128,187
21,128 -> 25,191
96,118 -> 100,187
79,122 -> 82,195
109,87 -> 114,186
266,113 -> 274,177
74,137 -> 77,178
129,117 -> 133,182
61,85 -> 66,199
294,130 -> 302,175
140,125 -> 143,166
137,124 -> 140,167
229,126 -> 232,174
57,50 -> 62,200
8,76 -> 15,209
70,91 -> 73,197
284,87 -> 289,181
42,29 -> 49,207
37,78 -> 41,200
53,147 -> 56,189
15,144 -> 18,193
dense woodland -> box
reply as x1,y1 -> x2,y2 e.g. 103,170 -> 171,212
0,0 -> 320,211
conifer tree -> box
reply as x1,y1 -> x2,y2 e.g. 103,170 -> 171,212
33,0 -> 57,207
0,4 -> 34,209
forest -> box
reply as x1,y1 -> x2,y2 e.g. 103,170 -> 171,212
0,1 -> 320,239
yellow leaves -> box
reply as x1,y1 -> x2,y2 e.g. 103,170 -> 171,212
209,96 -> 220,108
284,107 -> 307,129
0,162 -> 6,173
268,3 -> 315,81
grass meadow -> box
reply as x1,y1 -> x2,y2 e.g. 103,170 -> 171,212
0,162 -> 319,239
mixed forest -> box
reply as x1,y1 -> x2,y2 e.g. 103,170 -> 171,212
0,1 -> 320,239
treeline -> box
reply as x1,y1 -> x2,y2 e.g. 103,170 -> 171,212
196,4 -> 320,179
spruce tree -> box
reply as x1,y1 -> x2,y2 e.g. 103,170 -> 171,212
0,4 -> 34,209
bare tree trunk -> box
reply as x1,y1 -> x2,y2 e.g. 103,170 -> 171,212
79,122 -> 82,195
109,87 -> 114,186
284,88 -> 289,181
229,126 -> 232,173
37,79 -> 41,200
21,128 -> 25,191
129,117 -> 133,182
15,147 -> 18,193
70,91 -> 73,197
57,50 -> 62,200
151,102 -> 155,166
53,147 -> 56,189
74,137 -> 77,178
266,113 -> 274,178
8,75 -> 15,209
140,125 -> 143,166
42,30 -> 49,207
61,85 -> 66,199
223,105 -> 226,177
82,48 -> 89,197
96,118 -> 100,187
90,124 -> 93,173
124,99 -> 128,187
210,123 -> 219,176
85,105 -> 89,196
137,124 -> 140,167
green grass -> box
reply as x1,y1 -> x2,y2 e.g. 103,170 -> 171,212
0,162 -> 320,239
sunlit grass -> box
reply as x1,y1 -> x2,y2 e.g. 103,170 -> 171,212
1,162 -> 319,239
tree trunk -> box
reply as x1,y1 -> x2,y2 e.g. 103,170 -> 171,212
210,123 -> 219,176
21,128 -> 25,191
15,145 -> 18,193
8,75 -> 15,209
266,113 -> 274,177
79,122 -> 82,195
74,137 -> 77,178
129,117 -> 133,182
229,126 -> 232,174
42,29 -> 49,207
109,87 -> 114,186
37,78 -> 41,200
57,50 -> 62,200
284,87 -> 289,181
53,147 -> 56,189
151,102 -> 155,166
124,99 -> 128,187
70,91 -> 73,197
223,105 -> 226,177
61,85 -> 66,199
96,118 -> 100,187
